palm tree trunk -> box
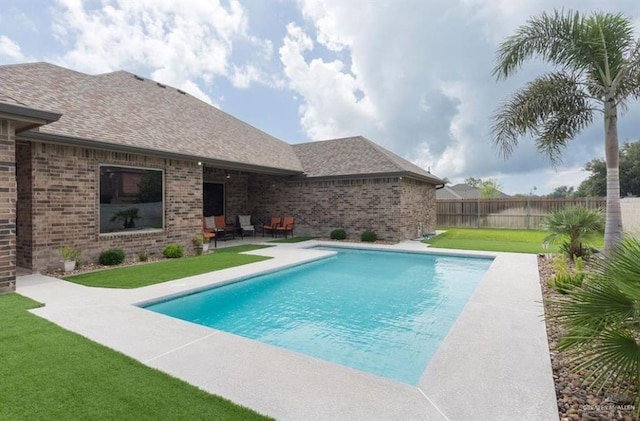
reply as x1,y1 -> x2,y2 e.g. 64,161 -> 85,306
604,101 -> 623,253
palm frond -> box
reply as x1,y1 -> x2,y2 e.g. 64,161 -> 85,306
553,283 -> 635,330
561,329 -> 640,397
550,236 -> 640,409
493,9 -> 636,88
492,73 -> 594,162
617,40 -> 640,103
594,238 -> 640,300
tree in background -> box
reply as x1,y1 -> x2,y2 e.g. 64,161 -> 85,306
574,159 -> 607,197
479,179 -> 503,198
463,177 -> 503,198
576,141 -> 640,197
547,185 -> 575,198
492,9 -> 640,253
463,177 -> 482,188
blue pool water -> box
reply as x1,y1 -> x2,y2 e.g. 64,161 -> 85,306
145,247 -> 493,384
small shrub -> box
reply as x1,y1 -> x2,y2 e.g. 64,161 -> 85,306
549,255 -> 583,294
99,248 -> 126,266
59,246 -> 81,261
542,206 -> 604,260
330,229 -> 347,240
360,230 -> 377,242
137,251 -> 148,262
163,244 -> 184,259
192,234 -> 205,256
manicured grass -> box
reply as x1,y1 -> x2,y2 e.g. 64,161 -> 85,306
269,236 -> 315,243
65,245 -> 272,288
425,228 -> 604,254
0,293 -> 271,420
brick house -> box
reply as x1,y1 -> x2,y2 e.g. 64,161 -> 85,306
0,62 -> 443,292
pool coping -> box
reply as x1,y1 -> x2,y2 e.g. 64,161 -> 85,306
16,241 -> 558,420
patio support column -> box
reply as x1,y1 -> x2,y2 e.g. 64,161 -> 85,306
0,119 -> 16,294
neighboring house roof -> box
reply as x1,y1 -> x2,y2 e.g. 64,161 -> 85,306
292,136 -> 444,184
0,62 -> 303,174
436,183 -> 511,199
435,186 -> 462,199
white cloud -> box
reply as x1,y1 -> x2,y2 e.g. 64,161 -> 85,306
0,35 -> 25,61
280,0 -> 640,195
279,22 -> 377,140
282,0 -> 474,167
49,0 -> 272,104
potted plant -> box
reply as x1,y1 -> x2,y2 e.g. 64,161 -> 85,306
110,207 -> 140,229
59,246 -> 81,272
193,233 -> 208,255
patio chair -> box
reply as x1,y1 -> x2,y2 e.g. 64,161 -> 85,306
275,216 -> 295,238
214,215 -> 235,240
202,217 -> 217,248
237,215 -> 255,238
263,216 -> 281,237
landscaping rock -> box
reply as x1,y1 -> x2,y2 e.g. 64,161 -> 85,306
538,255 -> 638,421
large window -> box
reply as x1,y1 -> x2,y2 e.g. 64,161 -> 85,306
100,166 -> 163,233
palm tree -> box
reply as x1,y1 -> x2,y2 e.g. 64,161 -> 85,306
492,9 -> 640,253
542,205 -> 604,259
549,237 -> 640,415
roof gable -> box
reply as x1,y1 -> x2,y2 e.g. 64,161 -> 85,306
0,62 -> 303,173
292,136 -> 443,183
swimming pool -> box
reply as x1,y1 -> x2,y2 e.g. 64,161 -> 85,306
145,247 -> 493,384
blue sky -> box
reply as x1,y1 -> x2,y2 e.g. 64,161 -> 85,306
1,0 -> 640,195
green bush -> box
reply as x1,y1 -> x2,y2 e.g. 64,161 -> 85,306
163,244 -> 184,259
360,230 -> 377,242
549,255 -> 584,294
330,229 -> 347,240
542,206 -> 604,260
59,246 -> 81,261
550,237 -> 640,414
137,251 -> 148,262
99,248 -> 126,266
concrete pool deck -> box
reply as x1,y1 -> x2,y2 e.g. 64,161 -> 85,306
16,240 -> 558,420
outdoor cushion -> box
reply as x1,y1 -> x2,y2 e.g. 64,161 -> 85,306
238,215 -> 252,226
204,216 -> 216,230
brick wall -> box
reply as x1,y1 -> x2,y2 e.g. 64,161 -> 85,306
0,120 -> 16,293
248,175 -> 436,241
19,142 -> 202,271
400,178 -> 437,239
16,142 -> 32,268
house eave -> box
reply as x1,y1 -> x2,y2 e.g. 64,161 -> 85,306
18,130 -> 304,176
292,171 -> 443,184
0,103 -> 62,133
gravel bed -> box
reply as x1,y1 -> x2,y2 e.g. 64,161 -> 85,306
538,255 -> 638,421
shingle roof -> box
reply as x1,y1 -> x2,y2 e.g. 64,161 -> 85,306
292,136 -> 444,183
0,62 -> 303,174
436,183 -> 511,199
0,92 -> 27,106
435,186 -> 462,199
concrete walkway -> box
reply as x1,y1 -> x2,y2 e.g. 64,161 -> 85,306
17,241 -> 558,420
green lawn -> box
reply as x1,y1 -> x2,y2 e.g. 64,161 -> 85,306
65,245 -> 272,288
425,228 -> 604,254
0,293 -> 271,420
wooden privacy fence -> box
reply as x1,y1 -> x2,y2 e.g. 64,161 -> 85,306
436,197 -> 607,229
